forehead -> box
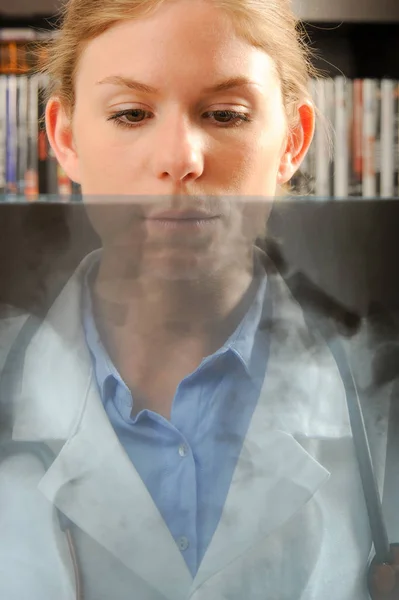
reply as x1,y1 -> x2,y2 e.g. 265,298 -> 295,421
75,0 -> 279,93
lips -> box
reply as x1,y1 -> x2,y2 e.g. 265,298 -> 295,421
147,210 -> 219,221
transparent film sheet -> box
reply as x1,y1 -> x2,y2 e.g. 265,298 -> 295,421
0,195 -> 398,599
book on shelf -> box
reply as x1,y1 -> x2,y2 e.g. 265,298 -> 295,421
5,74 -> 17,195
291,76 -> 399,199
350,79 -> 363,197
25,73 -> 39,197
334,76 -> 350,199
17,74 -> 28,195
362,78 -> 379,198
380,79 -> 399,198
314,77 -> 334,198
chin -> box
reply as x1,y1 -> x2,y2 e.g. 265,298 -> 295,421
141,252 -> 223,282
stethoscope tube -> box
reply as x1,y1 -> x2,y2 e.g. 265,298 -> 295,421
327,337 -> 392,564
317,328 -> 399,599
0,441 -> 83,600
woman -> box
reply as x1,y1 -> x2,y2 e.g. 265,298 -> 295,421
0,0 -> 394,598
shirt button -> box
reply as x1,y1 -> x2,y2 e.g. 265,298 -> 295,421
177,536 -> 189,551
178,443 -> 188,457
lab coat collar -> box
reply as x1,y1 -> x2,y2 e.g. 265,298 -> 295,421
11,250 -> 348,597
12,250 -> 101,442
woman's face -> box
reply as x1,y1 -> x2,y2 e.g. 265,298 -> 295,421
48,0 -> 312,279
71,0 -> 289,198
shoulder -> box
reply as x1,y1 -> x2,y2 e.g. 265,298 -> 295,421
256,241 -> 361,340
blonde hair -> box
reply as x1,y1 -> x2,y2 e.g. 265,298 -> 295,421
35,0 -> 318,124
34,0 -> 322,196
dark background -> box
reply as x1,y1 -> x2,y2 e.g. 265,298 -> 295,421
0,199 -> 396,319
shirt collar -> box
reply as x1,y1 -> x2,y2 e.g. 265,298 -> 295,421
221,270 -> 268,373
82,253 -> 269,404
82,257 -> 126,403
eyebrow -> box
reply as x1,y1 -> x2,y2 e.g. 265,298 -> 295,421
96,75 -> 255,94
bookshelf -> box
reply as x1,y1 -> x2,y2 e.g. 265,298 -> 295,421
286,22 -> 399,198
1,1 -> 399,200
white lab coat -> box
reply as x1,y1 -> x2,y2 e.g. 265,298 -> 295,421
0,250 -> 392,600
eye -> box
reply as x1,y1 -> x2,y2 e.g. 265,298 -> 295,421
203,110 -> 252,127
107,108 -> 152,129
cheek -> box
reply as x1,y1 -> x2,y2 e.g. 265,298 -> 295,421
217,134 -> 283,195
73,113 -> 144,194
252,130 -> 287,193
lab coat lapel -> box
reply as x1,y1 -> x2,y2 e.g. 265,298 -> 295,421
191,269 -> 345,592
12,250 -> 192,600
38,383 -> 192,600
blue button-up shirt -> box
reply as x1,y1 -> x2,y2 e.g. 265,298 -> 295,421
82,257 -> 270,576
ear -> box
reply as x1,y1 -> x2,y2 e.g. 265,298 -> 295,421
45,97 -> 81,184
277,100 -> 315,185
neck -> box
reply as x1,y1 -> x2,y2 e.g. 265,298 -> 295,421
90,247 -> 262,416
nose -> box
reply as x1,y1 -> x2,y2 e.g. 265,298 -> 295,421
151,112 -> 204,184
